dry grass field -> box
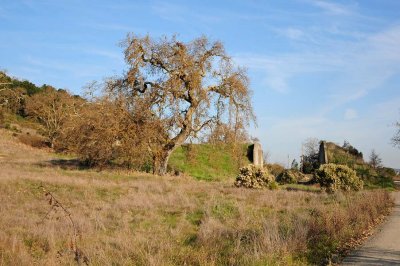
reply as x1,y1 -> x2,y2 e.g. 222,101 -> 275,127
0,129 -> 394,265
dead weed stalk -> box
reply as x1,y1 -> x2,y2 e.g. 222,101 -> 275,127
38,184 -> 89,265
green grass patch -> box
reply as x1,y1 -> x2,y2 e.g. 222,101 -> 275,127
364,175 -> 396,191
3,113 -> 41,131
95,187 -> 125,201
282,184 -> 321,193
12,179 -> 94,203
168,143 -> 250,181
161,211 -> 182,229
23,234 -> 50,259
211,200 -> 239,220
186,209 -> 204,226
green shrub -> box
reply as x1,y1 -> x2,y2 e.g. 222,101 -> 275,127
234,164 -> 275,189
268,180 -> 279,190
315,164 -> 363,192
276,169 -> 302,184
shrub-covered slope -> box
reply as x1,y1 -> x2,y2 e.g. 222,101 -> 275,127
325,142 -> 396,190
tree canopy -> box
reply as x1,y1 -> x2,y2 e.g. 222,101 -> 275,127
106,34 -> 255,175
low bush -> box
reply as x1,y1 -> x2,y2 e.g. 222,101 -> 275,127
315,163 -> 363,192
276,169 -> 305,184
266,163 -> 285,177
18,133 -> 49,148
0,107 -> 4,127
234,164 -> 275,189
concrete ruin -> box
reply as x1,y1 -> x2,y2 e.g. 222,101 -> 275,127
252,142 -> 264,167
318,141 -> 328,164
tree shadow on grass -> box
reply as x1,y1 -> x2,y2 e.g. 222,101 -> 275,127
35,159 -> 91,170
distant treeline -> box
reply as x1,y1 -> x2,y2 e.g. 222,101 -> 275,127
0,71 -> 83,116
0,71 -> 78,96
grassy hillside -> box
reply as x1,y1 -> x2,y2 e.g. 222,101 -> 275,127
169,143 -> 251,181
1,113 -> 250,180
326,142 -> 364,166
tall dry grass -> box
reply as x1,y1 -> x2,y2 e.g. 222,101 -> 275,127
0,129 -> 394,265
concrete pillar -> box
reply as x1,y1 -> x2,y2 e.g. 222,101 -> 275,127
253,142 -> 264,167
319,141 -> 328,164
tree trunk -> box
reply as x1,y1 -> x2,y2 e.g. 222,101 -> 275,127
153,150 -> 172,176
152,123 -> 190,176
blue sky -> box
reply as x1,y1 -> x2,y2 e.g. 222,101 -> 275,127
1,0 -> 400,167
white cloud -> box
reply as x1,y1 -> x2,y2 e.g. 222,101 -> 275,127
344,108 -> 358,120
234,52 -> 342,93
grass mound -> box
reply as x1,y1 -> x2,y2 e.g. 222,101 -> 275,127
168,143 -> 250,180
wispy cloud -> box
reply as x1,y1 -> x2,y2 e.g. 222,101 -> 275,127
151,2 -> 187,22
236,24 -> 400,108
275,27 -> 304,40
24,56 -> 109,79
85,22 -> 136,32
83,48 -> 122,61
308,0 -> 355,15
368,25 -> 400,61
235,52 -> 342,93
241,22 -> 400,167
150,2 -> 224,24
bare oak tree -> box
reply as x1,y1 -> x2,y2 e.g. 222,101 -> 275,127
107,34 -> 255,175
369,149 -> 382,169
302,137 -> 320,156
301,137 -> 320,174
393,121 -> 400,148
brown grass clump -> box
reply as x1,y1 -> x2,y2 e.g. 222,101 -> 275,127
0,129 -> 395,265
306,191 -> 393,264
